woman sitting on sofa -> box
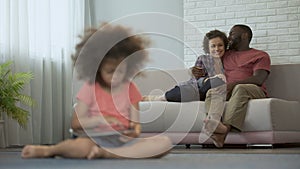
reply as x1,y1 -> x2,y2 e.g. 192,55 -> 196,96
143,29 -> 228,102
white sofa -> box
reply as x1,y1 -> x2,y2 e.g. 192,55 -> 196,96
133,64 -> 300,146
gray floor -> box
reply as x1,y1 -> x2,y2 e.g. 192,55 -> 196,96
1,145 -> 300,169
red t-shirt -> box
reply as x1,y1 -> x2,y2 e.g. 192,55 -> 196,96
222,48 -> 271,94
76,82 -> 142,130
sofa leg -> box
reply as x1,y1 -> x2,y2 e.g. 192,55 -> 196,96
246,144 -> 273,148
185,144 -> 191,149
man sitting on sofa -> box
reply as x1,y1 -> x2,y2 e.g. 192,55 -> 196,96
204,24 -> 271,148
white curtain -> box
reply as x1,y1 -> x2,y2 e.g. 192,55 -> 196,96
0,0 -> 87,146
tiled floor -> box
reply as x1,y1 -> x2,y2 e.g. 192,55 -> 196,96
2,144 -> 300,154
1,150 -> 300,169
172,144 -> 300,154
1,144 -> 300,169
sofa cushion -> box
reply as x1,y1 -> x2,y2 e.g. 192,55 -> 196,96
140,98 -> 300,133
140,101 -> 206,132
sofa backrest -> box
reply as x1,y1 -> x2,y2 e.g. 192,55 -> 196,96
133,68 -> 191,96
133,64 -> 300,103
266,64 -> 300,103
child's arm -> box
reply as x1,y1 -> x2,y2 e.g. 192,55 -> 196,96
71,101 -> 107,131
123,102 -> 141,138
130,102 -> 139,126
131,102 -> 141,135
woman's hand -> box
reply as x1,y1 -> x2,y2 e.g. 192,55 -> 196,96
191,66 -> 206,79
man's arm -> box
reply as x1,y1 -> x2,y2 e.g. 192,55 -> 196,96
227,69 -> 269,97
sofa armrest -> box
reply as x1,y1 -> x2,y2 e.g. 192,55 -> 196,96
243,98 -> 300,131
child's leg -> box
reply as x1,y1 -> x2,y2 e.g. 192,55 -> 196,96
87,135 -> 172,159
22,137 -> 96,159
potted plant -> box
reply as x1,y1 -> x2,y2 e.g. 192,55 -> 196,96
0,61 -> 34,128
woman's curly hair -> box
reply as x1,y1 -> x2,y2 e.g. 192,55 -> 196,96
71,23 -> 150,84
202,29 -> 228,54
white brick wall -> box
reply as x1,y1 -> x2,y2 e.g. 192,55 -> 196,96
184,0 -> 300,66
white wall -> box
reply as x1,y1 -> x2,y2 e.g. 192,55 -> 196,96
184,0 -> 300,66
89,0 -> 185,69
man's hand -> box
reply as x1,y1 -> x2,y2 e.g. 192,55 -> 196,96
225,69 -> 269,100
191,66 -> 206,79
226,82 -> 236,100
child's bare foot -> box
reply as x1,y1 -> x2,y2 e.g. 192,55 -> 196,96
21,145 -> 52,158
87,145 -> 105,159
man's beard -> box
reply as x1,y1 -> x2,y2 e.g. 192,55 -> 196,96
228,38 -> 241,50
228,43 -> 235,50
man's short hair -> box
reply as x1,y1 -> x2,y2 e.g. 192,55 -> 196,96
234,24 -> 253,43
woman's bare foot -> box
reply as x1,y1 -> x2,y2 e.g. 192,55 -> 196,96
142,95 -> 166,101
21,145 -> 52,158
87,145 -> 106,159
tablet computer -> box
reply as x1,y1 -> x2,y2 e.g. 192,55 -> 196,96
72,129 -> 134,137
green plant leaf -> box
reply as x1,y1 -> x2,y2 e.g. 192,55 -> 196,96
0,60 -> 34,128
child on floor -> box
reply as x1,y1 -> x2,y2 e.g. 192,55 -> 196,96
21,23 -> 172,159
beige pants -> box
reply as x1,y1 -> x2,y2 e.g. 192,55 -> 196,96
205,84 -> 226,121
205,84 -> 266,131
